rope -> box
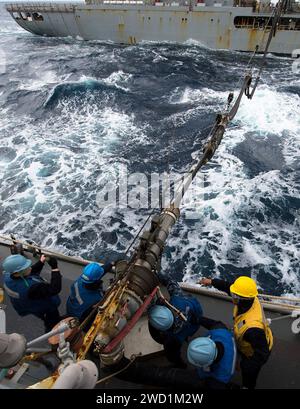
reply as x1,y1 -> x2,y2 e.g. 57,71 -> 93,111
0,234 -> 50,254
2,233 -> 299,307
157,287 -> 187,322
245,11 -> 275,71
180,283 -> 300,308
124,212 -> 154,256
0,234 -> 92,266
268,311 -> 300,323
232,10 -> 275,93
257,299 -> 298,310
247,2 -> 286,99
1,233 -> 299,307
123,123 -> 215,257
95,354 -> 138,385
259,294 -> 300,303
232,3 -> 284,104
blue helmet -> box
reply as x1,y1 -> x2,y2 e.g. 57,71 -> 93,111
81,263 -> 105,283
187,337 -> 217,367
2,255 -> 32,275
149,305 -> 174,331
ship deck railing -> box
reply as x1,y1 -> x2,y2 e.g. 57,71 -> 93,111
4,0 -> 234,12
235,23 -> 300,30
5,0 -> 300,12
6,3 -> 78,13
1,234 -> 300,314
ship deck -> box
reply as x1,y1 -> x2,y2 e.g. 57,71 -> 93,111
0,242 -> 299,389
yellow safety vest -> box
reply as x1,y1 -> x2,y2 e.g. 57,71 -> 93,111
233,297 -> 273,358
0,287 -> 3,304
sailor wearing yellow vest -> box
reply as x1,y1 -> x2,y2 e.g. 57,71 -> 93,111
199,276 -> 273,389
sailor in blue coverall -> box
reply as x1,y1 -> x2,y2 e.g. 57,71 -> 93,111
2,254 -> 61,332
187,315 -> 237,389
67,261 -> 114,323
148,274 -> 203,368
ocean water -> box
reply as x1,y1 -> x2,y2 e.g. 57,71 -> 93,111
0,5 -> 299,297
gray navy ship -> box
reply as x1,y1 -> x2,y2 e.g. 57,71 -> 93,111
5,0 -> 300,54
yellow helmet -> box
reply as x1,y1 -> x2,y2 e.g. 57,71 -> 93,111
230,276 -> 258,298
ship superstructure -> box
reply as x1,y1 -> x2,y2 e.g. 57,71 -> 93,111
5,0 -> 300,54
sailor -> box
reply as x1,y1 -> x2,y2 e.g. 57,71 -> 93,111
199,276 -> 273,389
187,316 -> 237,389
2,254 -> 62,333
148,274 -> 203,368
66,262 -> 114,323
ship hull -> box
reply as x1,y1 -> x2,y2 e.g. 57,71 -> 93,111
6,3 -> 300,54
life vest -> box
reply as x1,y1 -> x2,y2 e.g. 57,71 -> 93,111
197,328 -> 237,384
3,274 -> 60,317
166,295 -> 203,343
66,278 -> 103,321
233,296 -> 273,357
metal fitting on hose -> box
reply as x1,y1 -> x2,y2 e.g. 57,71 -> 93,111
100,342 -> 125,366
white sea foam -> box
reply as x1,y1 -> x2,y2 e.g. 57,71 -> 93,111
169,86 -> 229,105
236,87 -> 300,167
152,50 -> 168,63
183,38 -> 213,50
0,93 -> 149,258
0,30 -> 299,295
102,70 -> 133,91
3,79 -> 297,295
176,85 -> 300,294
18,70 -> 61,91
